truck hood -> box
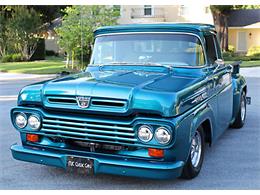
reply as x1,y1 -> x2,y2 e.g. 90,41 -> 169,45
28,66 -> 206,117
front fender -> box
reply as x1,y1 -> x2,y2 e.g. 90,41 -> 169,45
173,101 -> 216,163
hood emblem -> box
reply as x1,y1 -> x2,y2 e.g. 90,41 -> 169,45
76,96 -> 91,108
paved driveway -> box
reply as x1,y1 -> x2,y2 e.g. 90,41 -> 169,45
0,69 -> 259,189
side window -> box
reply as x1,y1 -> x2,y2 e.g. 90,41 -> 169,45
213,36 -> 222,59
205,35 -> 218,65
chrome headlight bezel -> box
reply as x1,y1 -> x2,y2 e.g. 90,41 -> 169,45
155,127 -> 172,145
15,112 -> 27,129
137,125 -> 153,143
28,114 -> 41,130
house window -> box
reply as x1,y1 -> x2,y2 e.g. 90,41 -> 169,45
205,6 -> 209,13
144,5 -> 153,16
179,5 -> 187,16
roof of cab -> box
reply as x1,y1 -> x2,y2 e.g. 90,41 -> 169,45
94,23 -> 216,36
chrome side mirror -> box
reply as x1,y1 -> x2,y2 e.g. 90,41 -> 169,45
213,59 -> 225,73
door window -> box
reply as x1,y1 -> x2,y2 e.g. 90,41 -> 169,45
205,35 -> 218,64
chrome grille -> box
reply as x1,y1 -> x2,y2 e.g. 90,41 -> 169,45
41,115 -> 137,145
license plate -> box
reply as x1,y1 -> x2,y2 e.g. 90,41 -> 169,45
67,156 -> 94,175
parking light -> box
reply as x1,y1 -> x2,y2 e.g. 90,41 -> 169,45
26,134 -> 39,142
148,148 -> 164,158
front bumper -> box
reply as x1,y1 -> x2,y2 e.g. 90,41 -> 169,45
11,144 -> 184,179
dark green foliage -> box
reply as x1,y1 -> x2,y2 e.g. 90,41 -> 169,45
0,6 -> 42,61
56,5 -> 120,70
46,50 -> 58,56
1,53 -> 23,62
30,38 -> 46,61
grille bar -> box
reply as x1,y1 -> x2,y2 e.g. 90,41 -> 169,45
43,119 -> 133,131
42,124 -> 135,137
41,128 -> 137,142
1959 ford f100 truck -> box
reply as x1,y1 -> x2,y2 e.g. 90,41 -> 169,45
11,23 -> 249,179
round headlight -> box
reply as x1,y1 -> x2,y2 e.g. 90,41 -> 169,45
28,115 -> 41,130
15,113 -> 27,129
138,125 -> 153,142
155,127 -> 171,144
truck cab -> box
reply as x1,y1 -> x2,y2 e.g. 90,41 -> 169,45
10,23 -> 247,179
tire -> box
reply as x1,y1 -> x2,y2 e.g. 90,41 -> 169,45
231,91 -> 246,128
181,126 -> 205,179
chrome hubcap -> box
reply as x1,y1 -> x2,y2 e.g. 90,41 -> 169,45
191,131 -> 202,168
241,96 -> 246,122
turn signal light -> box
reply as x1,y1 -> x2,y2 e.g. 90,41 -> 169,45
148,148 -> 164,158
26,134 -> 39,142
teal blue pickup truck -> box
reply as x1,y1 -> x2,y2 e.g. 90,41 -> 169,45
10,23 -> 249,179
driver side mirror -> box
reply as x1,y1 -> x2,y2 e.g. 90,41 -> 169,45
215,59 -> 225,66
213,59 -> 225,73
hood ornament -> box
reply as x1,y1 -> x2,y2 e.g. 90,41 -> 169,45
76,96 -> 91,108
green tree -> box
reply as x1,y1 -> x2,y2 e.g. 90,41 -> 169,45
56,5 -> 119,69
0,10 -> 7,57
6,6 -> 42,60
210,5 -> 260,51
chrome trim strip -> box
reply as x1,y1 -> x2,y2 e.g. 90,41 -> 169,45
91,32 -> 209,67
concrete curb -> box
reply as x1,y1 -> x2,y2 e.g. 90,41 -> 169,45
0,72 -> 56,81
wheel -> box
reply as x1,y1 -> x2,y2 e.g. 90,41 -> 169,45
231,91 -> 246,128
181,126 -> 205,179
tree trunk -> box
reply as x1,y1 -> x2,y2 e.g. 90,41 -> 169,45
212,11 -> 229,51
66,52 -> 70,69
224,16 -> 229,51
71,50 -> 75,69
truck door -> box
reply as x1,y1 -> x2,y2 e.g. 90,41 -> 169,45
205,34 -> 233,137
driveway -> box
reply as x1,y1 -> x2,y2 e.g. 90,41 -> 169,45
0,69 -> 259,189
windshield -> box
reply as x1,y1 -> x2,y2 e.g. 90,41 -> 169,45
90,33 -> 205,66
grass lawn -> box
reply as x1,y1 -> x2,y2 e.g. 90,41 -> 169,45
0,56 -> 72,74
225,60 -> 260,68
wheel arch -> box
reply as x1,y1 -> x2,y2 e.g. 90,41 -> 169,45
200,119 -> 213,146
190,104 -> 215,147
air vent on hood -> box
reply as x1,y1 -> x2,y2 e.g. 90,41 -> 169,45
46,96 -> 127,109
91,99 -> 125,107
48,97 -> 77,104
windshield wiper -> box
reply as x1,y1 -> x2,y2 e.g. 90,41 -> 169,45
92,62 -> 173,71
109,62 -> 138,65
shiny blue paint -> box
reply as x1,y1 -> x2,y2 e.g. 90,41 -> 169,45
11,144 -> 184,179
94,23 -> 216,36
10,23 -> 247,179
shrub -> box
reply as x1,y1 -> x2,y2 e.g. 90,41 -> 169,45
247,46 -> 260,57
1,53 -> 24,62
228,45 -> 235,53
11,53 -> 23,62
250,53 -> 260,60
222,51 -> 233,61
1,54 -> 13,62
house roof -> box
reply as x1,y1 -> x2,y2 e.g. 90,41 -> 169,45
228,9 -> 260,27
94,23 -> 216,36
